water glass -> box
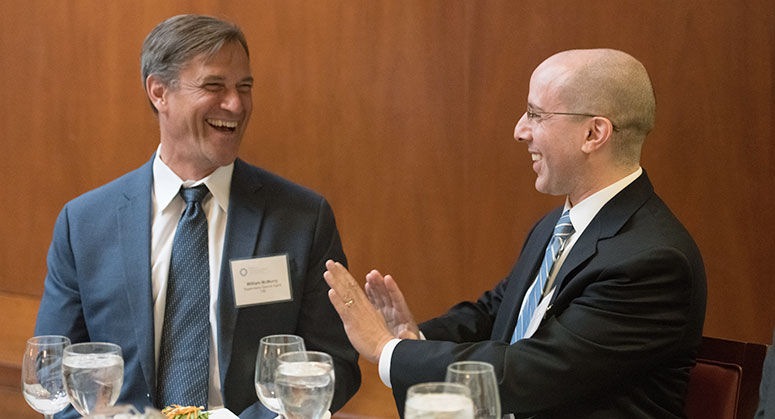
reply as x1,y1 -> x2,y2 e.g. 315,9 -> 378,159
21,335 -> 71,418
63,342 -> 124,416
445,361 -> 500,419
255,334 -> 306,414
275,351 -> 335,419
404,382 -> 474,419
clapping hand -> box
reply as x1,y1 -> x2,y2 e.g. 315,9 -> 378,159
365,270 -> 420,340
323,260 -> 395,363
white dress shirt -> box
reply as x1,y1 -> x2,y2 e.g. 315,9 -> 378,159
151,150 -> 233,408
378,167 -> 644,388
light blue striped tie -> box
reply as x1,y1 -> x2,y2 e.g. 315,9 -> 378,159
511,210 -> 574,343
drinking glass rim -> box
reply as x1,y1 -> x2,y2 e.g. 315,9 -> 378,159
407,381 -> 471,395
259,334 -> 305,345
26,335 -> 71,346
447,360 -> 495,374
277,350 -> 333,363
64,341 -> 122,355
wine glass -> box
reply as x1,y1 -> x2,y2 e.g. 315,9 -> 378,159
275,351 -> 335,419
404,382 -> 474,419
21,335 -> 71,418
62,342 -> 124,416
445,361 -> 501,419
255,334 -> 306,415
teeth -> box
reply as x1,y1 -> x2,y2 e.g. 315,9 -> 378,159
531,153 -> 541,161
207,119 -> 238,128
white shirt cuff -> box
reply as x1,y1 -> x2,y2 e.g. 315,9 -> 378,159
378,332 -> 427,389
378,338 -> 402,388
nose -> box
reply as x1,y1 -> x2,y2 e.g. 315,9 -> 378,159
220,88 -> 246,114
514,112 -> 531,143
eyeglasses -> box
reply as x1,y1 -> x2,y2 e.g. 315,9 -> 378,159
525,109 -> 619,132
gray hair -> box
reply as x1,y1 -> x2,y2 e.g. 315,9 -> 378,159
141,14 -> 249,112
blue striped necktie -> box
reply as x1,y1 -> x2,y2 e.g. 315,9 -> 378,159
511,210 -> 574,343
156,185 -> 211,408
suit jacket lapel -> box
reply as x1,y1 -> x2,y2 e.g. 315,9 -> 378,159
217,159 -> 266,386
117,157 -> 155,396
494,209 -> 560,342
549,171 -> 655,302
497,172 -> 656,340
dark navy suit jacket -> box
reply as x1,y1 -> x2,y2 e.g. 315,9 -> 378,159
35,156 -> 360,418
390,172 -> 706,418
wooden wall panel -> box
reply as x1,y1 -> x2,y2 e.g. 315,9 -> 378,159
0,294 -> 39,418
1,1 -> 772,417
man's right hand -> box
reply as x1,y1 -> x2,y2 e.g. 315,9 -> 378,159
365,270 -> 420,340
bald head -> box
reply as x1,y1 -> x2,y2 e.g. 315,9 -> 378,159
537,49 -> 656,165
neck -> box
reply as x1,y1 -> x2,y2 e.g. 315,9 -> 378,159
568,165 -> 639,206
158,146 -> 217,181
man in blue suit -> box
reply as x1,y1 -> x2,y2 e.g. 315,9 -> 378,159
756,328 -> 775,418
35,14 -> 359,418
324,49 -> 706,418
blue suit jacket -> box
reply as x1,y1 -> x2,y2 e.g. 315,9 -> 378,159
35,156 -> 360,418
390,172 -> 707,418
755,329 -> 775,418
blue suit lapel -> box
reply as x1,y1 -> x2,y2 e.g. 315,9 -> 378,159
117,157 -> 155,397
217,159 -> 266,386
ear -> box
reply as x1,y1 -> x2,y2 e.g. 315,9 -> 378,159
145,75 -> 169,113
580,116 -> 614,154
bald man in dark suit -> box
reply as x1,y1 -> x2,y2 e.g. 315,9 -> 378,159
323,49 -> 706,418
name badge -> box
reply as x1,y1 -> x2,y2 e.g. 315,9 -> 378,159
230,254 -> 293,307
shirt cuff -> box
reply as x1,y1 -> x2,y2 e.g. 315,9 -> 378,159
378,338 -> 402,388
378,332 -> 427,389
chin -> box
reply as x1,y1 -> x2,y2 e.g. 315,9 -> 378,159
535,181 -> 563,197
206,145 -> 240,165
534,179 -> 549,194
215,155 -> 239,167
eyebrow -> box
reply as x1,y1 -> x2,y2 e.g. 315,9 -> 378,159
200,75 -> 254,84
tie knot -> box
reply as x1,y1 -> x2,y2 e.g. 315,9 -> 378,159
179,185 -> 209,204
554,210 -> 574,237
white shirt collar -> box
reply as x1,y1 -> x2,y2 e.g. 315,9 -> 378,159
564,167 -> 643,237
152,147 -> 234,214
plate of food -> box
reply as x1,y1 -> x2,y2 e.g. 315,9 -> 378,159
208,409 -> 240,419
161,405 -> 238,419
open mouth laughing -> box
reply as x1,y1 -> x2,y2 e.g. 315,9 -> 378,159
207,118 -> 238,132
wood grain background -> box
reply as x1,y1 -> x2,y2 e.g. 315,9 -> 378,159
1,1 -> 773,417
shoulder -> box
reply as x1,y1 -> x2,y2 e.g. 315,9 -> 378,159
627,192 -> 699,253
591,188 -> 706,308
63,159 -> 152,215
599,171 -> 698,251
232,159 -> 328,206
580,172 -> 705,288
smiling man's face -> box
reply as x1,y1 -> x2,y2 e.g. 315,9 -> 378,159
155,41 -> 253,180
513,59 -> 591,202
